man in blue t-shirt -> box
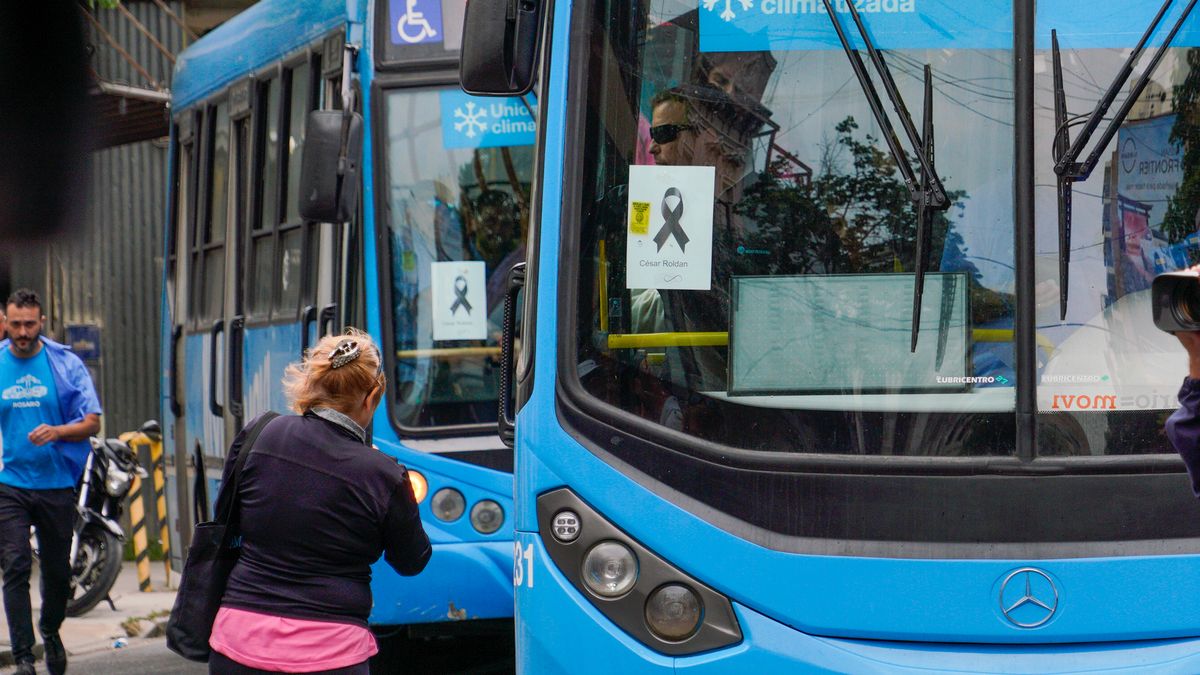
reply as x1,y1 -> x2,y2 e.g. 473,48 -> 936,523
0,289 -> 100,675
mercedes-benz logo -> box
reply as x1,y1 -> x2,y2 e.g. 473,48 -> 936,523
999,567 -> 1058,628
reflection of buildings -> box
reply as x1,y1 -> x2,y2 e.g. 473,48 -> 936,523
1129,81 -> 1171,121
1096,62 -> 1187,309
1102,114 -> 1184,306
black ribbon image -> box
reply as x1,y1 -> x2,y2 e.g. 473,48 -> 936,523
450,275 -> 472,315
653,187 -> 689,253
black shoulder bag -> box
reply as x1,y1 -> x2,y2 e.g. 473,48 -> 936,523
166,411 -> 279,662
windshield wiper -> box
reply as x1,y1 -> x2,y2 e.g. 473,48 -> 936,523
935,272 -> 956,371
1051,0 -> 1198,319
821,0 -> 951,351
913,65 -> 936,353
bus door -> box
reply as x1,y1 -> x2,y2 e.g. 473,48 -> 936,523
164,109 -> 198,567
172,78 -> 255,556
179,95 -> 232,537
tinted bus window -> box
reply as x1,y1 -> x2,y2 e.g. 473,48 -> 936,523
194,103 -> 228,322
285,62 -> 311,225
382,87 -> 534,428
248,77 -> 280,320
1033,3 -> 1200,455
260,78 -> 282,231
571,2 -> 1016,456
279,227 -> 303,310
208,103 -> 230,247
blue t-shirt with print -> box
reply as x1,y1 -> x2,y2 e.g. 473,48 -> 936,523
0,348 -> 72,489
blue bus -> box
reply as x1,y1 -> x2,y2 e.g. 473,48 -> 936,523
464,0 -> 1200,671
160,0 -> 533,647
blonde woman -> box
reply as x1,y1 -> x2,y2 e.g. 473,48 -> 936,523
207,331 -> 430,674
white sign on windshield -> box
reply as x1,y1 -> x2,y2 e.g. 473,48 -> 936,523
728,273 -> 974,395
625,165 -> 716,291
430,261 -> 487,342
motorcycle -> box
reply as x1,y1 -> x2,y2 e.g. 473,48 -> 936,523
64,424 -> 150,616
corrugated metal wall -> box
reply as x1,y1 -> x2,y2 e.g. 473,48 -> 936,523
90,1 -> 185,89
6,2 -> 185,436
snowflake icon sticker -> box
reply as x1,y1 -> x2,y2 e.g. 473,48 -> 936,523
453,102 -> 489,139
702,0 -> 753,21
440,90 -> 536,150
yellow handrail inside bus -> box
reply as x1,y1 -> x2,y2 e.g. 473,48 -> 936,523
607,332 -> 730,348
396,347 -> 502,360
973,328 -> 1057,358
606,328 -> 1056,355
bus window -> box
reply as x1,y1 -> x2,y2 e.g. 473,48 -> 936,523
1033,2 -> 1200,455
381,87 -> 535,429
279,227 -> 303,311
570,2 -> 1016,456
273,62 -> 315,317
170,121 -> 193,319
284,61 -> 312,226
247,78 -> 281,320
191,103 -> 228,324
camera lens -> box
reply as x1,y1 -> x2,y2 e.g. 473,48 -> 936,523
1174,282 -> 1200,325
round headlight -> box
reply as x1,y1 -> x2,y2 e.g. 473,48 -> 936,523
104,467 -> 132,497
581,541 -> 638,598
470,500 -> 504,534
431,488 -> 465,522
407,471 -> 428,503
645,584 -> 702,641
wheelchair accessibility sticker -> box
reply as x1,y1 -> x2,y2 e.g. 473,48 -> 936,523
440,89 -> 537,150
390,0 -> 443,45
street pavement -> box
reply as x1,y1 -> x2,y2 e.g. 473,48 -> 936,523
22,640 -> 204,675
0,558 -> 178,672
0,559 -> 516,673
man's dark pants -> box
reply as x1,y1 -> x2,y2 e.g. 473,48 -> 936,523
0,483 -> 74,664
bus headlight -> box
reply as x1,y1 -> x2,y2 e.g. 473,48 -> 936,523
431,488 -> 465,521
645,584 -> 702,641
470,500 -> 504,534
537,488 -> 742,655
407,470 -> 428,503
582,541 -> 638,598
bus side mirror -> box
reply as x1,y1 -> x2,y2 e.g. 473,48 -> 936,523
459,0 -> 542,96
299,110 -> 363,223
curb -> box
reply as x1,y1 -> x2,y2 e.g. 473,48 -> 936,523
0,644 -> 43,668
0,619 -> 170,667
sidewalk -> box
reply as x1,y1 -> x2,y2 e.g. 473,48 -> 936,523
0,559 -> 179,668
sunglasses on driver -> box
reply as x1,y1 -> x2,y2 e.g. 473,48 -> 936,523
649,123 -> 694,145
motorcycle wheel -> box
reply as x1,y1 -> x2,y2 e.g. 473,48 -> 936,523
65,526 -> 123,617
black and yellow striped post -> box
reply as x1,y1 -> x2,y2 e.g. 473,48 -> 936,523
119,431 -> 153,592
144,428 -> 172,588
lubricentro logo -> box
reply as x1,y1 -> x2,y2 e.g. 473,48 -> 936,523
936,375 -> 1009,384
1050,394 -> 1116,410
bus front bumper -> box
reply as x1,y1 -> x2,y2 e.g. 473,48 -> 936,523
369,540 -> 513,626
515,531 -> 1200,674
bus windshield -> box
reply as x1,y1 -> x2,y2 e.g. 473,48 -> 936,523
383,86 -> 535,429
571,0 -> 1019,455
1032,1 -> 1200,455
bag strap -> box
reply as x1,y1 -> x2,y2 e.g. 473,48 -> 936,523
213,411 -> 280,526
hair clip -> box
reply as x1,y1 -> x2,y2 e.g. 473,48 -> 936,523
329,339 -> 362,369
